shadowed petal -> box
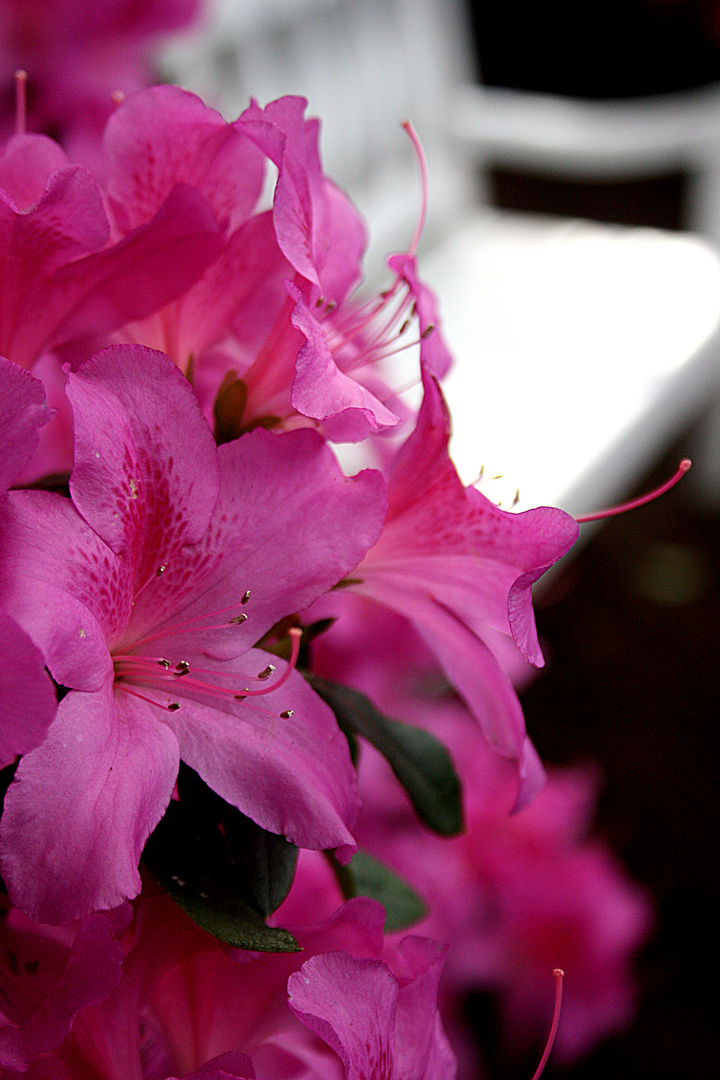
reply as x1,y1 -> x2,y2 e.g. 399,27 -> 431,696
0,357 -> 51,491
0,683 -> 179,923
0,612 -> 57,769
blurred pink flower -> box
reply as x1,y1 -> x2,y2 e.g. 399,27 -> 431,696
356,704 -> 653,1064
0,0 -> 204,164
4,888 -> 455,1080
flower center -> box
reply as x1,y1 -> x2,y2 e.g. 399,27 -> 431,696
112,576 -> 301,719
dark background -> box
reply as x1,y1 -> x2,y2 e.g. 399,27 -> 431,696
463,3 -> 720,1076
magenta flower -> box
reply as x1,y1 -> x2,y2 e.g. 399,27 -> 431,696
0,0 -> 204,164
288,937 -> 456,1080
97,88 -> 447,443
353,701 -> 652,1064
6,886 -> 454,1080
0,904 -> 128,1072
0,344 -> 386,923
0,130 -> 224,375
337,372 -> 579,808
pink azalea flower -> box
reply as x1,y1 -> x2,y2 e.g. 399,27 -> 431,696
0,902 -> 129,1072
99,88 -> 446,443
323,372 -> 578,808
0,0 -> 204,165
0,344 -> 386,923
354,701 -> 653,1066
7,884 -> 454,1080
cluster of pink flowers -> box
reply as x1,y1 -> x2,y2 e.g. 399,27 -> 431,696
0,32 -> 652,1080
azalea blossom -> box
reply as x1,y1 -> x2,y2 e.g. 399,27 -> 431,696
0,344 -> 387,923
94,87 -> 448,443
354,704 -> 653,1064
0,0 -> 204,165
0,886 -> 455,1080
318,371 -> 579,808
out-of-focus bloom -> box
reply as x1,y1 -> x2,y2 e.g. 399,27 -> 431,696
0,0 -> 204,164
3,888 -> 455,1080
326,372 -> 578,809
0,344 -> 386,923
305,605 -> 651,1066
0,901 -> 129,1072
361,706 -> 652,1064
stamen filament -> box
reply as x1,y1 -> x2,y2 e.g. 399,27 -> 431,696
530,968 -> 564,1080
15,71 -> 26,136
401,120 -> 428,258
576,459 -> 691,523
130,601 -> 251,649
115,684 -> 179,712
113,629 -> 302,705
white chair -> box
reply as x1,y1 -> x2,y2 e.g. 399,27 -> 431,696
161,0 -> 720,515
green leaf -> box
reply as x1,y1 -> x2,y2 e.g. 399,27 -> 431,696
307,675 -> 463,836
146,849 -> 300,952
223,808 -> 299,918
329,849 -> 427,933
143,778 -> 300,953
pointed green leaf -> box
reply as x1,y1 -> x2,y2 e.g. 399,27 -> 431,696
223,807 -> 299,918
329,849 -> 427,933
307,675 -> 463,836
143,787 -> 299,952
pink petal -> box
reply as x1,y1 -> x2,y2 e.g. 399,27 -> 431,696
0,910 -> 125,1070
0,357 -> 51,491
390,937 -> 455,1080
289,285 -> 400,441
0,489 -> 121,690
163,660 -> 361,853
42,183 -> 225,361
67,344 -> 220,559
0,612 -> 57,769
103,85 -> 265,235
0,134 -> 69,212
179,1054 -> 255,1080
135,427 -> 386,661
0,682 -> 179,923
288,952 -> 399,1079
239,97 -> 366,302
387,254 -> 452,378
180,211 -> 292,364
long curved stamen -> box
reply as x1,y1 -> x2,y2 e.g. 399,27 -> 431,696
15,70 -> 26,136
576,459 -> 691,524
115,685 -> 180,712
114,628 -> 302,705
401,120 -> 428,258
130,599 -> 250,650
530,968 -> 564,1080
